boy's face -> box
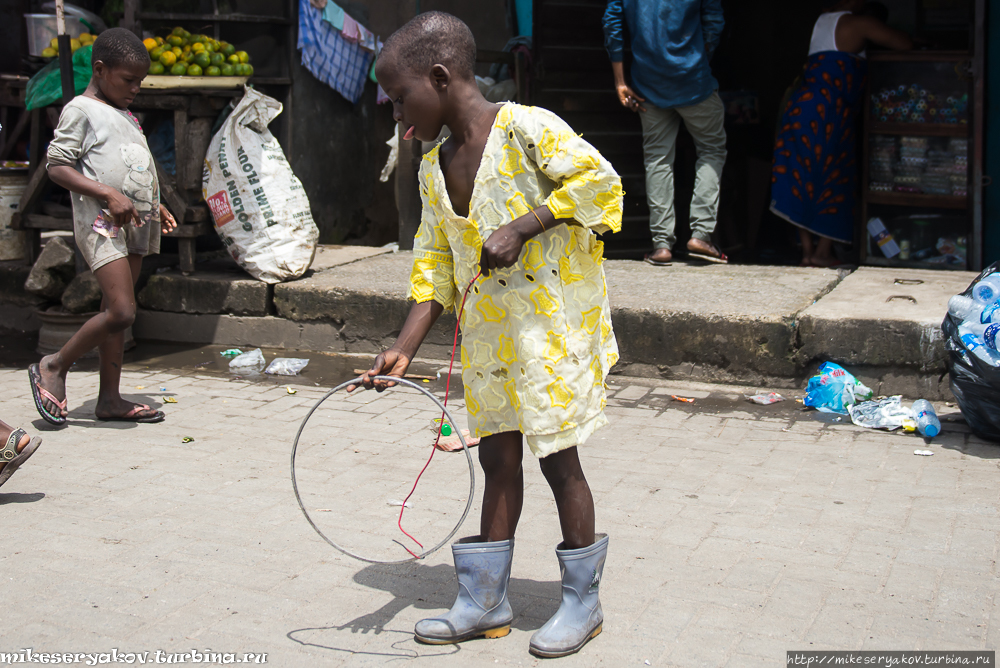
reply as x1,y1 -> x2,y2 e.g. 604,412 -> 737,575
93,60 -> 148,109
377,62 -> 447,143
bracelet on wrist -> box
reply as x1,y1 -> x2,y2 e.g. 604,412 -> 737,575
531,209 -> 546,233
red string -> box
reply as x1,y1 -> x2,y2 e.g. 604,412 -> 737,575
396,270 -> 483,558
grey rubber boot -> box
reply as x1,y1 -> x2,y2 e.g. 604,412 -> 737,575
414,536 -> 514,644
529,534 -> 609,658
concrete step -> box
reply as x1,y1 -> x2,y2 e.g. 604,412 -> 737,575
2,250 -> 979,400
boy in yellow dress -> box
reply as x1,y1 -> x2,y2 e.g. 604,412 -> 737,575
362,11 -> 622,658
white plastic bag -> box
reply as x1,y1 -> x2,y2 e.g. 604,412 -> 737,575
748,392 -> 785,405
848,396 -> 915,431
229,348 -> 265,372
265,357 -> 309,376
202,87 -> 319,284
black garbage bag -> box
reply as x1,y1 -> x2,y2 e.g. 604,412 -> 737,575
942,261 -> 1000,442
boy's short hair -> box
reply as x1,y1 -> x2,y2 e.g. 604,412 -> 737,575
92,27 -> 150,69
380,11 -> 476,80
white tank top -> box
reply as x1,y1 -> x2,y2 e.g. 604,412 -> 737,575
808,11 -> 866,58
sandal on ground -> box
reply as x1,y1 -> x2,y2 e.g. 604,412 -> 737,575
97,404 -> 166,424
687,243 -> 729,264
28,364 -> 67,426
0,428 -> 42,489
643,250 -> 673,266
436,429 -> 481,452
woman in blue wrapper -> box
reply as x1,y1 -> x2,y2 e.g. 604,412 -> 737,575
770,0 -> 911,267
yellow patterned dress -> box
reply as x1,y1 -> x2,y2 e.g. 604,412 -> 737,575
409,103 -> 623,458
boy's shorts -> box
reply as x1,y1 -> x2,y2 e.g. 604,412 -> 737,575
75,216 -> 160,272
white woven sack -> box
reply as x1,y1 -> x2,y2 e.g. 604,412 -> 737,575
202,86 -> 318,283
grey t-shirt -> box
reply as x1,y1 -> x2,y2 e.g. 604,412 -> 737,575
47,95 -> 160,234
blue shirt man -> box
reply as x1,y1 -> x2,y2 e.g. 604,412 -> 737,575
603,0 -> 729,264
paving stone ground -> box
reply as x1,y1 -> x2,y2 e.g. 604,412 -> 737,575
1,361 -> 998,667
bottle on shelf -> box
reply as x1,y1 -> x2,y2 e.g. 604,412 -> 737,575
911,399 -> 941,438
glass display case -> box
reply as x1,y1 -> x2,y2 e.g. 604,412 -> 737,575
861,51 -> 979,270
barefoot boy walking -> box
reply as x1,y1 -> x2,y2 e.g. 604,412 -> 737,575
29,28 -> 176,426
364,12 -> 623,657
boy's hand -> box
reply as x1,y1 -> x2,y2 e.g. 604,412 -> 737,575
160,203 -> 177,234
106,189 -> 141,227
348,348 -> 411,393
480,221 -> 528,278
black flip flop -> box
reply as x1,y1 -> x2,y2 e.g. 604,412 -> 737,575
643,253 -> 672,267
28,364 -> 67,425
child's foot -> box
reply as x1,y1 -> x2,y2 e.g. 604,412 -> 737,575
0,423 -> 41,489
37,355 -> 68,419
0,425 -> 30,475
95,397 -> 165,423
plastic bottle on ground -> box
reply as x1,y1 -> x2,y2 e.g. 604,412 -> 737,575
971,274 -> 1000,304
911,399 -> 941,438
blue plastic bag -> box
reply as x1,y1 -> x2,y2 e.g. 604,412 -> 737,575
804,362 -> 874,414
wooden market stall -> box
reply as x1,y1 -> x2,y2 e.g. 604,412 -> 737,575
9,0 -> 296,274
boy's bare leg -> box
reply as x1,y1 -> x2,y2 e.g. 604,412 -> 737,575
0,419 -> 30,474
539,446 -> 596,549
95,254 -> 153,419
479,431 -> 525,542
36,255 -> 139,418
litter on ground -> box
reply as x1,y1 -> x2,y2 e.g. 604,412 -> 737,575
748,392 -> 785,405
265,358 -> 310,376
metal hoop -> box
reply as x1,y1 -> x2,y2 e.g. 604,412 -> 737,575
290,375 -> 475,564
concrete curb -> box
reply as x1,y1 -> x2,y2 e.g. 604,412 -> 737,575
4,251 -> 980,400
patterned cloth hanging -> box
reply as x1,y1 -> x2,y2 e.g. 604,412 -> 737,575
297,0 -> 373,103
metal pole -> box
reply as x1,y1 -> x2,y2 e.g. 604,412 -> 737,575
55,0 -> 76,106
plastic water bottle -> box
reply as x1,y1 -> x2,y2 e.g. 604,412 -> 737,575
971,274 -> 1000,304
961,321 -> 1000,350
958,326 -> 1000,366
948,294 -> 982,322
911,399 -> 941,438
979,298 -> 1000,324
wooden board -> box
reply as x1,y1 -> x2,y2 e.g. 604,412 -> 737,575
142,76 -> 249,90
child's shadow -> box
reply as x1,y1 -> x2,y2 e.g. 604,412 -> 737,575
0,492 -> 45,505
286,561 -> 560,657
56,395 -> 165,429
